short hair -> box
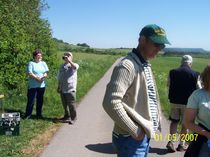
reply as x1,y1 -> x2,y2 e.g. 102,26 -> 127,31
200,64 -> 210,90
64,52 -> 72,57
63,52 -> 73,60
33,49 -> 42,58
181,55 -> 193,65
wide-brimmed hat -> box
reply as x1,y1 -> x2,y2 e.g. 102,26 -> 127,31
140,24 -> 170,45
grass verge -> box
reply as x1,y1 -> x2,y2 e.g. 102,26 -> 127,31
0,52 -> 121,157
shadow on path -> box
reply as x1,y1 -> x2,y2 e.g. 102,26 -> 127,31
149,146 -> 170,155
4,108 -> 60,122
85,142 -> 116,154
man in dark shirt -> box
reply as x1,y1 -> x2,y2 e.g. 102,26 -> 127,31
166,55 -> 201,152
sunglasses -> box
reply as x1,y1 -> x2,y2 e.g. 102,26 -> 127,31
147,38 -> 165,49
62,56 -> 68,60
154,43 -> 165,49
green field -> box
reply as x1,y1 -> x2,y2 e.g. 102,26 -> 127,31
0,53 -> 209,157
0,52 -> 121,157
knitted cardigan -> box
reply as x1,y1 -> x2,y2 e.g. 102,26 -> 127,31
103,52 -> 161,138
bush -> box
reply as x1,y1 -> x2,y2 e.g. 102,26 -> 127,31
0,0 -> 56,95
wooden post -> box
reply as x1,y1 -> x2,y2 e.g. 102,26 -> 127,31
0,94 -> 4,114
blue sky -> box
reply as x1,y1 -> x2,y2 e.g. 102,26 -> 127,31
43,0 -> 210,50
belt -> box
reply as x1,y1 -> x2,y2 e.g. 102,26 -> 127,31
113,131 -> 130,138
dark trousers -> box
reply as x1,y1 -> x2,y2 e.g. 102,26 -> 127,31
184,123 -> 209,157
25,87 -> 45,117
60,92 -> 77,120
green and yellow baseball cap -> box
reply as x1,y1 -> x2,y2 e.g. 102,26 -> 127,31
140,24 -> 170,45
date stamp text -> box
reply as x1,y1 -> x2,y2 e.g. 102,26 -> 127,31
154,133 -> 198,142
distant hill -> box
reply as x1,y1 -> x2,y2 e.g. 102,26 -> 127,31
53,38 -> 87,51
53,37 -> 209,57
53,38 -> 129,55
163,48 -> 210,55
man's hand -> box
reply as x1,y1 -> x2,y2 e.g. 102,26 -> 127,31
134,128 -> 146,141
66,55 -> 72,63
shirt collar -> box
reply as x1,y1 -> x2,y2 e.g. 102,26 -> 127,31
132,48 -> 148,65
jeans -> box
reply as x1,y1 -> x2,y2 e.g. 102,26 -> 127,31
112,132 -> 150,157
25,87 -> 45,117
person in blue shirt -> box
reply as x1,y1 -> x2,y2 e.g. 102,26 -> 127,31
24,49 -> 49,119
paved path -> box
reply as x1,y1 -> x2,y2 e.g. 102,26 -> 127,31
148,113 -> 185,157
40,59 -> 185,157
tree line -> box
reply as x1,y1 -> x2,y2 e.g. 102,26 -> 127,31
0,0 -> 56,94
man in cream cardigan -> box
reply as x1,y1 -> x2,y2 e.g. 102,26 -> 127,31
103,24 -> 170,157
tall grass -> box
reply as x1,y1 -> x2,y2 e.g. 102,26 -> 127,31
0,52 -> 121,157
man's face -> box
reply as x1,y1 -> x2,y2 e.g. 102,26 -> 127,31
141,38 -> 165,60
63,54 -> 73,63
